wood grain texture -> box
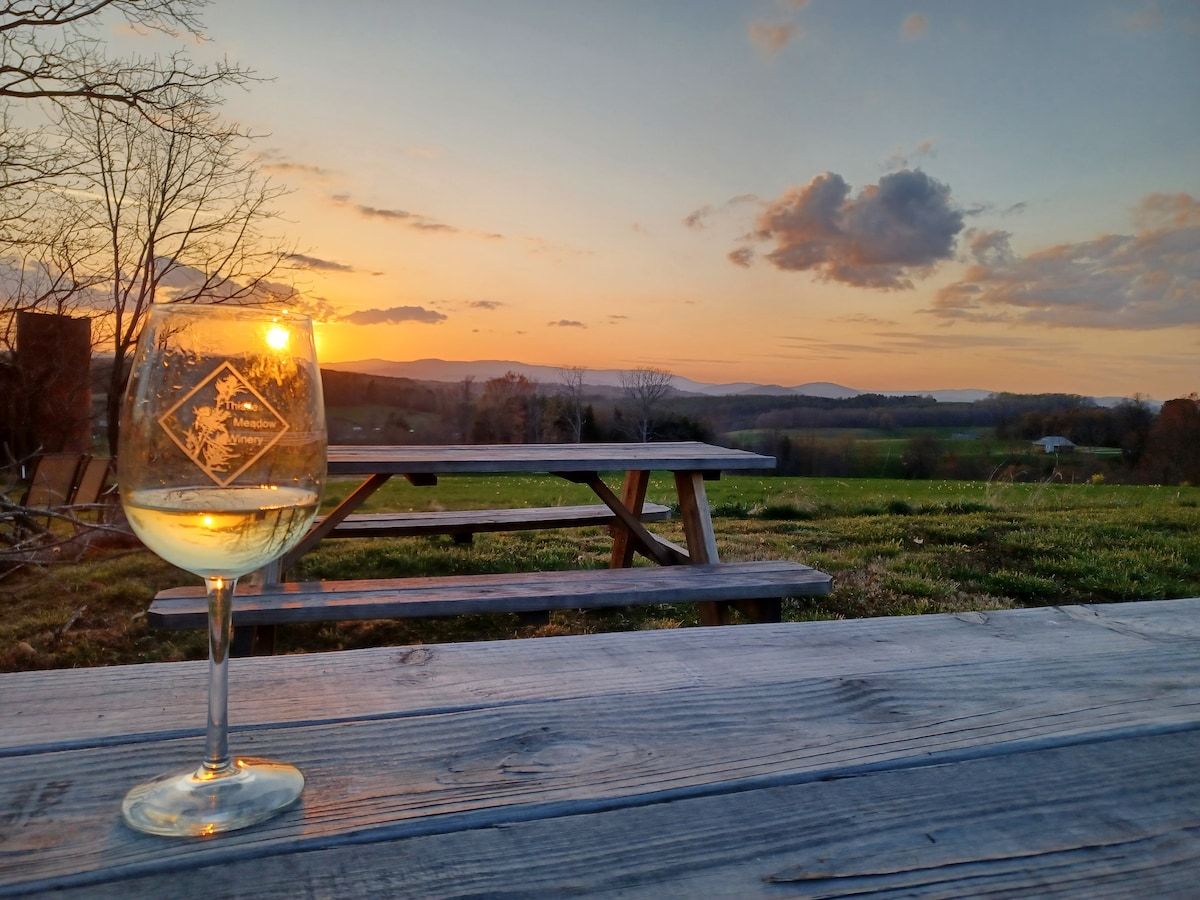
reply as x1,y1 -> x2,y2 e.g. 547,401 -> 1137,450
326,441 -> 775,475
3,599 -> 1198,897
577,473 -> 680,566
317,501 -> 671,538
21,730 -> 1200,898
147,560 -> 832,629
611,469 -> 651,568
6,598 -> 1199,752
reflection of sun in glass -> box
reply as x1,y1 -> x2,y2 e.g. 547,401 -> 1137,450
265,325 -> 290,351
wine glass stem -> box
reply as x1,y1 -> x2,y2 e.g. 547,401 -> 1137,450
203,575 -> 236,775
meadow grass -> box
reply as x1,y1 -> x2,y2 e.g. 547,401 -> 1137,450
3,474 -> 1197,671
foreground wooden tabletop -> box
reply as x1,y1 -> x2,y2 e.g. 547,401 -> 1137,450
3,598 -> 1199,897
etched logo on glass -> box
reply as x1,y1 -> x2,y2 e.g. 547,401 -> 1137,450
158,361 -> 289,486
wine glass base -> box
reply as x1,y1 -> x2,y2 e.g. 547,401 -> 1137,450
122,757 -> 304,837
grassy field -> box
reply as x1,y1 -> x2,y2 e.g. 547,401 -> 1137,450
3,474 -> 1198,672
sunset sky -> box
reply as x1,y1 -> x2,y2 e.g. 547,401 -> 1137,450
125,1 -> 1197,399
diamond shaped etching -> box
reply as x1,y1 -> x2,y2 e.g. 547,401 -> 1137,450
159,361 -> 290,486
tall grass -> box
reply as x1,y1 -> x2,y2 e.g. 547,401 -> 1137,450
2,475 -> 1197,671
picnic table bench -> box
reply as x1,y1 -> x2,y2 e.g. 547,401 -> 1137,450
150,560 -> 832,630
148,442 -> 833,651
317,500 -> 671,543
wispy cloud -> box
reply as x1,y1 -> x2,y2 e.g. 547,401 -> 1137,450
1123,3 -> 1163,31
683,194 -> 759,230
901,13 -> 929,40
933,193 -> 1200,329
549,319 -> 586,328
728,247 -> 755,267
749,21 -> 800,56
883,139 -> 936,171
330,194 -> 504,240
258,151 -> 334,180
780,330 -> 1035,358
342,306 -> 448,325
468,299 -> 503,310
286,253 -> 355,272
283,295 -> 342,322
748,169 -> 965,289
835,313 -> 900,328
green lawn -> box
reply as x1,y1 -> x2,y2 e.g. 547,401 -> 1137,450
3,475 -> 1197,671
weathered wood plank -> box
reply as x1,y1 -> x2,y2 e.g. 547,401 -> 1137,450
5,599 -> 1199,753
1,637 -> 1197,892
326,441 -> 775,476
316,501 -> 671,538
611,469 -> 651,568
572,473 -> 681,565
147,560 -> 831,630
19,729 -> 1200,898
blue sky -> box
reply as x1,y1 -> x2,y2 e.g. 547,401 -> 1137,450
124,1 -> 1200,398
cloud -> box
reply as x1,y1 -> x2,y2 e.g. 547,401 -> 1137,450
883,139 -> 936,171
779,330 -> 1035,358
549,319 -> 586,328
933,193 -> 1200,329
728,246 -> 755,267
750,169 -> 965,288
331,194 -> 504,240
286,253 -> 356,272
683,194 -> 758,229
342,306 -> 447,326
1123,3 -> 1163,30
468,299 -> 503,310
835,313 -> 899,328
749,21 -> 799,56
901,13 -> 929,40
260,159 -> 333,180
285,295 -> 342,322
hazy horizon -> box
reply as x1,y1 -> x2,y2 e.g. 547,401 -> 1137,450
320,354 -> 1166,405
110,2 -> 1198,401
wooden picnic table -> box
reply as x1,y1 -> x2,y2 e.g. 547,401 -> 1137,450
3,597 -> 1198,897
294,441 -> 776,571
150,441 -> 810,652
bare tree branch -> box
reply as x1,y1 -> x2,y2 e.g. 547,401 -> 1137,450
557,366 -> 587,443
1,2 -> 250,120
620,366 -> 674,442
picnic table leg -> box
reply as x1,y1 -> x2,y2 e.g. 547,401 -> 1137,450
674,470 -> 780,626
610,470 -> 650,568
673,470 -> 729,626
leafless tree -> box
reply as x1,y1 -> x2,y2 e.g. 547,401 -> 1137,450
556,366 -> 587,442
449,376 -> 475,442
620,366 -> 674,442
1,1 -> 250,116
0,192 -> 105,351
44,92 -> 297,454
1,1 -> 255,249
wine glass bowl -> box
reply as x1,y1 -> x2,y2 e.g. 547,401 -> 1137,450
118,303 -> 325,836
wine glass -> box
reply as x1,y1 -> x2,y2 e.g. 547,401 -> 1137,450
117,303 -> 326,837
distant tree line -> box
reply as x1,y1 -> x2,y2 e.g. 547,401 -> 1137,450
320,371 -> 1198,486
322,368 -> 711,447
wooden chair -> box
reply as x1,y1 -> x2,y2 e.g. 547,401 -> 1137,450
11,453 -> 88,538
21,453 -> 87,510
70,456 -> 114,522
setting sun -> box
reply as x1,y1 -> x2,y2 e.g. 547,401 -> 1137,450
265,324 -> 290,351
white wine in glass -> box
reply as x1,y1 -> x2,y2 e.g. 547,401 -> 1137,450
118,303 -> 326,837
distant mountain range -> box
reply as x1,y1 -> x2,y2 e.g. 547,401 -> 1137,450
321,358 -> 1148,407
321,358 -> 1004,403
